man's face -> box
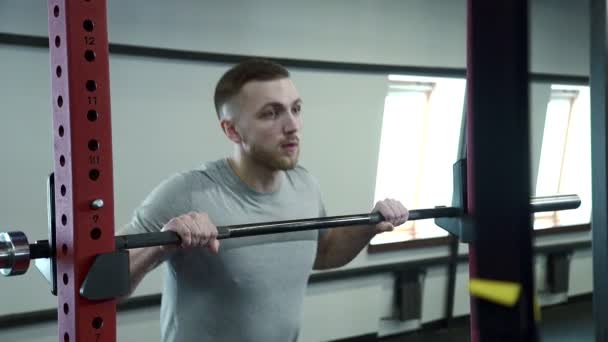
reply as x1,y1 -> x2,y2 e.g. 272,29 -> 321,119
228,78 -> 303,170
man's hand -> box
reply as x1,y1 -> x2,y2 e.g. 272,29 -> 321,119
161,212 -> 220,253
373,199 -> 409,233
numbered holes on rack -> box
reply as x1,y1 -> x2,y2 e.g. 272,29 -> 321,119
89,169 -> 100,181
88,139 -> 100,152
87,110 -> 99,122
85,80 -> 97,92
84,50 -> 96,62
83,19 -> 95,32
92,317 -> 104,329
90,227 -> 102,240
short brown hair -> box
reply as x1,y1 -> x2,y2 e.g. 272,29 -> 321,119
213,59 -> 290,119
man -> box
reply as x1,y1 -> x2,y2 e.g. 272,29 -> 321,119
120,59 -> 409,341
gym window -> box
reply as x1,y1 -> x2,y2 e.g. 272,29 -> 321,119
534,85 -> 591,229
370,79 -> 591,246
370,75 -> 466,245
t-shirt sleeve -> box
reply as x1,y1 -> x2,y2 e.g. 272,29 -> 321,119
318,189 -> 327,218
120,172 -> 193,235
312,176 -> 329,239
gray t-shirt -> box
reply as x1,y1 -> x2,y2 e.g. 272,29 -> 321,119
123,158 -> 326,342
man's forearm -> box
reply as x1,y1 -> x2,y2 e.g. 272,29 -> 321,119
123,246 -> 167,298
314,225 -> 376,270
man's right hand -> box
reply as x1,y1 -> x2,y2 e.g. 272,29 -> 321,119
161,212 -> 220,254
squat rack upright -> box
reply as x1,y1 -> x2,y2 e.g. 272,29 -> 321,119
48,1 -> 116,341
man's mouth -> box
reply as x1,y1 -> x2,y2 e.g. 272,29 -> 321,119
281,142 -> 299,153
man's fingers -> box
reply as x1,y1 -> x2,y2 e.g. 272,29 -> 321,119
194,213 -> 218,247
179,224 -> 193,248
186,214 -> 203,247
163,213 -> 220,252
373,199 -> 409,233
207,239 -> 221,254
376,222 -> 394,233
385,199 -> 403,226
386,199 -> 408,226
377,200 -> 396,223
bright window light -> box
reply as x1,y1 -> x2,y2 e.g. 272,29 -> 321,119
535,85 -> 591,228
372,78 -> 590,245
371,76 -> 465,244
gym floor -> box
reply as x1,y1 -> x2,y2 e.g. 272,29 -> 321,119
380,297 -> 593,341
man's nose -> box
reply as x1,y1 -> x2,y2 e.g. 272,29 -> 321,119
283,112 -> 301,134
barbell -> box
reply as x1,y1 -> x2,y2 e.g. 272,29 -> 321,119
0,194 -> 580,277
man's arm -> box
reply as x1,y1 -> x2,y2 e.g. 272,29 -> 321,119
313,199 -> 408,270
125,245 -> 168,296
117,223 -> 171,298
313,225 -> 375,269
119,212 -> 220,298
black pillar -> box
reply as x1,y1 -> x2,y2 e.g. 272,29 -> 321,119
590,1 -> 608,341
466,1 -> 537,341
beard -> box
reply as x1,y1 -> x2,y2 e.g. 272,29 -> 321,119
248,142 -> 299,171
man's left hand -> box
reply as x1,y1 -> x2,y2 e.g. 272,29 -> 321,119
373,199 -> 409,233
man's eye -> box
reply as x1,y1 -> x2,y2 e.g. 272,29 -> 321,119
262,110 -> 277,118
292,105 -> 301,115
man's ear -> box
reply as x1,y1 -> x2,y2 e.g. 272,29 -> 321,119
220,118 -> 242,144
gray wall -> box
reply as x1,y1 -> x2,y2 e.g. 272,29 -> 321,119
0,0 -> 592,341
0,0 -> 589,74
